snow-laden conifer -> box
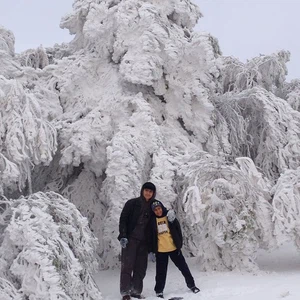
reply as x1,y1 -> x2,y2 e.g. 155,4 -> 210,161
18,46 -> 49,69
285,79 -> 300,111
272,168 -> 300,248
179,155 -> 274,271
29,0 -> 221,267
0,192 -> 101,300
0,27 -> 22,78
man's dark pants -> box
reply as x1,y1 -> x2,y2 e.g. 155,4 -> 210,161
120,238 -> 148,296
155,250 -> 195,294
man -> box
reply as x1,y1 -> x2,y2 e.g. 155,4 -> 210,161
149,200 -> 200,299
118,182 -> 157,300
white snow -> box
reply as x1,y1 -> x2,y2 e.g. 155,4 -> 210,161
95,243 -> 300,300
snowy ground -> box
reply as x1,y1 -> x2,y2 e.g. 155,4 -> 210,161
95,243 -> 300,300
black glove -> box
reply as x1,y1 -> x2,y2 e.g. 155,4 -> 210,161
120,238 -> 128,248
149,252 -> 156,262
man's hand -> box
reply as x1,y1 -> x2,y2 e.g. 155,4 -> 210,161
149,252 -> 156,262
120,238 -> 128,249
167,209 -> 176,222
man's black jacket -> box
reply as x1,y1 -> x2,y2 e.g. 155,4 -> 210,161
118,183 -> 157,241
118,196 -> 153,240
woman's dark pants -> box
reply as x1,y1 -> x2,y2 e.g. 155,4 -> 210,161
155,250 -> 195,294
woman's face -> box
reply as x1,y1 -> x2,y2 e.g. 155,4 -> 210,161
153,206 -> 163,217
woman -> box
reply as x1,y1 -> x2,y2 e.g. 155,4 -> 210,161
149,201 -> 200,299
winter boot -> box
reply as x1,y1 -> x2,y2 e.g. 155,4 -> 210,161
190,286 -> 200,293
122,295 -> 131,300
156,292 -> 164,298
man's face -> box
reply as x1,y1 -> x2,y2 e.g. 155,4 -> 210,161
153,206 -> 163,217
143,188 -> 154,201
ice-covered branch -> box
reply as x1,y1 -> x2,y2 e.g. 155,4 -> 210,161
214,87 -> 300,181
0,77 -> 57,192
221,51 -> 290,94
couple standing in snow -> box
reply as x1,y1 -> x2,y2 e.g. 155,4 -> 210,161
118,182 -> 200,300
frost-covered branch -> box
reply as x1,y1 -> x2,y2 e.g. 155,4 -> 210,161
0,77 -> 57,192
221,51 -> 290,94
214,87 -> 300,181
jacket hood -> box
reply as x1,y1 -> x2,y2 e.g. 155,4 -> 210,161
150,200 -> 167,218
140,181 -> 156,201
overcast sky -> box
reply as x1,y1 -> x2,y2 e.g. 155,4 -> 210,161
195,0 -> 299,81
0,0 -> 299,80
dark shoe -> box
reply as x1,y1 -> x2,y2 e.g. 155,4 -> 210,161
190,286 -> 200,293
131,294 -> 145,299
156,292 -> 164,298
122,295 -> 131,300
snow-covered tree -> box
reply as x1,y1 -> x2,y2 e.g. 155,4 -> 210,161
0,27 -> 22,78
178,155 -> 274,271
18,45 -> 49,69
272,168 -> 300,248
212,87 -> 300,181
284,79 -> 300,111
27,0 -> 221,267
0,192 -> 101,300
